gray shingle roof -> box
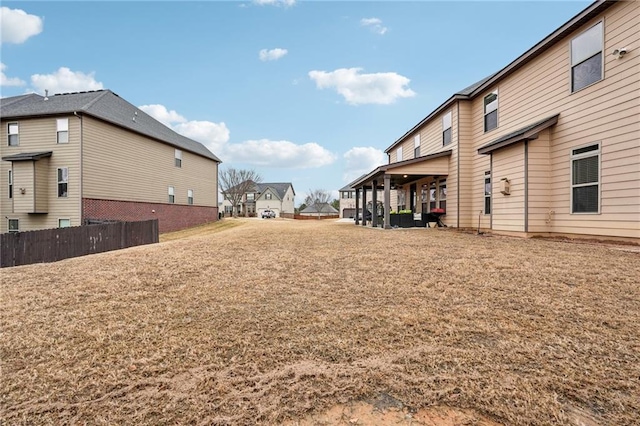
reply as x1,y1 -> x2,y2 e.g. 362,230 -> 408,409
301,203 -> 338,214
256,182 -> 294,200
0,90 -> 221,162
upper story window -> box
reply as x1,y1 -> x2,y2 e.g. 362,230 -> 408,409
168,186 -> 175,203
8,170 -> 13,199
57,167 -> 68,197
187,189 -> 193,205
414,134 -> 421,158
571,143 -> 600,213
443,111 -> 452,145
265,193 -> 272,200
175,149 -> 182,167
484,91 -> 498,132
571,22 -> 603,93
246,193 -> 255,201
8,123 -> 19,146
396,146 -> 403,162
57,118 -> 69,143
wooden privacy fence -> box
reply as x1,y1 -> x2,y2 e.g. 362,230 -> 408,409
0,219 -> 159,268
294,214 -> 340,220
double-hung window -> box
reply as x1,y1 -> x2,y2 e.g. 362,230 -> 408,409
484,91 -> 498,132
396,146 -> 403,162
175,149 -> 182,167
571,143 -> 600,213
571,22 -> 603,92
442,111 -> 452,145
57,119 -> 69,143
8,123 -> 19,146
187,189 -> 193,205
168,186 -> 175,203
57,168 -> 68,197
8,170 -> 13,199
414,134 -> 421,158
265,193 -> 272,200
484,171 -> 491,214
429,182 -> 437,211
438,180 -> 447,211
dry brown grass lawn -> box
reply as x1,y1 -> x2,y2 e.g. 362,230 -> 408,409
1,219 -> 639,425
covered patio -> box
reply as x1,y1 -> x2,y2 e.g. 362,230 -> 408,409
350,150 -> 451,229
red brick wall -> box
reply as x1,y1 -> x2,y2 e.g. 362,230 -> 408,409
83,198 -> 218,233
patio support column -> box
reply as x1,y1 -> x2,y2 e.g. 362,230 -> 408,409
361,187 -> 367,227
384,174 -> 391,229
371,180 -> 378,227
355,188 -> 360,225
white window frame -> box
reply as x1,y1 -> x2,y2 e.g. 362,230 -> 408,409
8,123 -> 19,146
8,218 -> 19,233
396,146 -> 403,162
57,167 -> 68,198
442,111 -> 452,146
8,170 -> 13,199
438,179 -> 447,211
414,134 -> 421,158
483,91 -> 498,132
570,21 -> 603,93
175,149 -> 182,167
429,181 -> 437,212
168,186 -> 175,203
57,118 -> 69,144
570,142 -> 601,214
265,192 -> 272,200
187,189 -> 193,205
58,218 -> 71,228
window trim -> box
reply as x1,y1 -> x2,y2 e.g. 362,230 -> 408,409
168,186 -> 175,203
396,146 -> 403,162
58,218 -> 71,228
8,170 -> 13,199
187,189 -> 193,205
175,149 -> 182,167
8,122 -> 19,146
442,111 -> 452,146
57,118 -> 69,144
570,142 -> 601,214
414,134 -> 421,158
570,20 -> 604,94
483,90 -> 498,133
8,218 -> 19,233
57,167 -> 68,198
484,171 -> 491,215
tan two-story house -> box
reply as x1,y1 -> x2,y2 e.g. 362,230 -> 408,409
1,90 -> 221,233
221,181 -> 295,217
350,0 -> 639,241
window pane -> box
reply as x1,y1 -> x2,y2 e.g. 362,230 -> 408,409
572,53 -> 602,92
484,110 -> 497,132
414,146 -> 420,157
442,112 -> 452,129
58,183 -> 68,197
8,219 -> 19,231
58,168 -> 68,182
443,128 -> 452,145
485,196 -> 491,214
572,144 -> 599,156
8,123 -> 18,134
573,185 -> 598,213
57,131 -> 68,143
485,179 -> 491,196
572,22 -> 602,65
414,134 -> 420,148
484,93 -> 497,110
57,119 -> 69,131
397,147 -> 403,161
573,156 -> 598,185
59,219 -> 71,228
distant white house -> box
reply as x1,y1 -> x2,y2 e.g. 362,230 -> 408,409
221,181 -> 295,217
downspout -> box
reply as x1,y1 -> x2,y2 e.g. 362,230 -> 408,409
524,140 -> 529,233
489,154 -> 493,230
74,112 -> 83,224
456,102 -> 460,228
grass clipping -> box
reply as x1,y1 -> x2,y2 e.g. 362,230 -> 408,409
1,219 -> 639,425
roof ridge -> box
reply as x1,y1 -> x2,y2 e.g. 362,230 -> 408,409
80,89 -> 111,111
0,93 -> 42,109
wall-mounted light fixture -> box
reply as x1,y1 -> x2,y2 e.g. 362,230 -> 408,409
20,188 -> 26,195
612,47 -> 628,59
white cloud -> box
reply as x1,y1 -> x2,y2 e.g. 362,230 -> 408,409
139,104 -> 230,154
253,0 -> 295,7
360,17 -> 388,35
30,67 -> 103,95
0,63 -> 25,86
0,7 -> 43,44
343,146 -> 386,183
259,48 -> 288,62
224,139 -> 335,168
309,68 -> 416,105
139,104 -> 186,127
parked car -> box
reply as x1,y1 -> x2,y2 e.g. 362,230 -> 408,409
261,209 -> 276,219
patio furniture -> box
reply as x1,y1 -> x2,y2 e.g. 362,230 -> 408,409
423,209 -> 447,227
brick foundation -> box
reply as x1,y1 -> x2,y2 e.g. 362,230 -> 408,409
83,198 -> 218,233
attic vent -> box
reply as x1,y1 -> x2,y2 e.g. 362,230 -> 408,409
44,89 -> 49,101
132,111 -> 138,122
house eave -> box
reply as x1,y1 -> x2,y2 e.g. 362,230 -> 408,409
478,114 -> 560,155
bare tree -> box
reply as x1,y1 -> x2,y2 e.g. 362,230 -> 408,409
219,168 -> 262,217
306,189 -> 332,218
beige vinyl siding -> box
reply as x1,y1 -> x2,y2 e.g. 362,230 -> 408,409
11,162 -> 34,213
281,186 -> 295,214
0,116 -> 81,233
387,156 -> 450,176
469,1 -> 639,238
457,101 -> 475,228
527,130 -> 552,233
34,158 -> 49,213
82,116 -> 217,207
492,144 -> 525,232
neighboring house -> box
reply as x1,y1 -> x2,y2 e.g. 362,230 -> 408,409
1,90 -> 221,233
339,182 -> 398,218
350,0 -> 639,241
300,202 -> 339,217
221,181 -> 295,217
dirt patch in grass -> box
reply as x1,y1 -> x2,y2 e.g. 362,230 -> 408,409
2,219 -> 639,425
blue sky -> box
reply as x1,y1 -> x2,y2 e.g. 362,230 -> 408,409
1,0 -> 591,204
